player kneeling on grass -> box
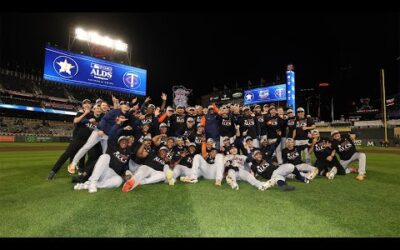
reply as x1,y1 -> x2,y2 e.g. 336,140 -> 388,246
122,146 -> 173,192
191,138 -> 225,186
249,150 -> 309,191
330,130 -> 366,181
170,143 -> 199,184
309,129 -> 345,180
74,116 -> 132,193
282,138 -> 318,180
224,145 -> 271,191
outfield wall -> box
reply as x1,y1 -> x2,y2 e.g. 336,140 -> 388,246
0,135 -> 71,143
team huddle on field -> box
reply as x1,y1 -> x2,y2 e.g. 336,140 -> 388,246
47,93 -> 367,193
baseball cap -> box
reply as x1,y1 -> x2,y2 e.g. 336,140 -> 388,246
252,150 -> 262,158
118,136 -> 130,143
159,123 -> 168,128
82,99 -> 91,104
147,104 -> 155,109
269,106 -> 276,111
286,109 -> 293,114
159,146 -> 169,152
95,98 -> 103,104
222,136 -> 230,142
188,142 -> 196,148
242,106 -> 250,111
188,107 -> 195,111
119,101 -> 129,106
207,138 -> 214,143
263,104 -> 269,108
187,117 -> 195,123
297,107 -> 305,112
167,106 -> 174,112
143,135 -> 152,141
176,105 -> 184,109
254,104 -> 261,109
331,130 -> 340,136
245,136 -> 253,142
230,143 -> 237,148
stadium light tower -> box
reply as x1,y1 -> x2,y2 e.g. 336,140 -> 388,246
68,27 -> 132,65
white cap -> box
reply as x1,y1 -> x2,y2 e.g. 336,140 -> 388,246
159,146 -> 168,152
187,117 -> 195,122
118,136 -> 130,143
297,107 -> 305,112
245,136 -> 253,142
207,138 -> 214,143
159,123 -> 168,128
331,130 -> 340,136
286,109 -> 293,114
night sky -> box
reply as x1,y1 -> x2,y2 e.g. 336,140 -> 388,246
0,12 -> 399,118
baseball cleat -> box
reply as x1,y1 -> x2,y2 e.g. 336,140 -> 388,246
355,175 -> 365,181
166,169 -> 175,186
215,179 -> 222,187
47,171 -> 56,180
67,163 -> 76,174
180,176 -> 198,183
258,181 -> 273,191
122,178 -> 135,192
350,166 -> 358,173
326,167 -> 337,180
88,182 -> 97,193
308,168 -> 319,180
226,176 -> 239,190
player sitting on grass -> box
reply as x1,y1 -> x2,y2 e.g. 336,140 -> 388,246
121,145 -> 173,192
308,129 -> 345,180
191,138 -> 225,186
224,144 -> 272,191
248,150 -> 310,192
169,142 -> 199,184
282,138 -> 318,180
74,115 -> 132,193
330,130 -> 367,181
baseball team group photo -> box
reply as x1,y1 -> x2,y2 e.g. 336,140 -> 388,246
0,12 -> 399,238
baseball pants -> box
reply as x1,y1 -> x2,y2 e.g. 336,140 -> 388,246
227,169 -> 264,189
192,154 -> 225,181
88,154 -> 123,189
72,130 -> 108,166
340,152 -> 366,176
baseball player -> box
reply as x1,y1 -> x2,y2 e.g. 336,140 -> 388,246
121,145 -> 172,192
74,116 -> 132,193
224,145 -> 272,191
249,150 -> 310,191
265,106 -> 284,164
309,130 -> 345,179
47,99 -> 101,180
330,130 -> 366,181
68,100 -> 131,174
293,107 -> 316,164
191,140 -> 225,186
170,142 -> 198,183
282,138 -> 318,180
237,106 -> 259,148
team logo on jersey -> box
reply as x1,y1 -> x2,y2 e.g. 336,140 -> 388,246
113,151 -> 129,163
222,119 -> 232,126
123,72 -> 141,89
257,161 -> 270,173
53,56 -> 79,78
176,116 -> 185,123
244,119 -> 255,126
338,140 -> 353,152
287,151 -> 300,160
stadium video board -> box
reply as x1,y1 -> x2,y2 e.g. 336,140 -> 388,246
243,84 -> 287,105
43,46 -> 146,96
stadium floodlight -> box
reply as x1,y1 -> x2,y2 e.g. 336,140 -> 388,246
74,27 -> 128,52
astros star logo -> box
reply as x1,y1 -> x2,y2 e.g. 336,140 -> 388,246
57,58 -> 75,75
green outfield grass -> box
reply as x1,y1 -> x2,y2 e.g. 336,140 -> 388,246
0,145 -> 400,237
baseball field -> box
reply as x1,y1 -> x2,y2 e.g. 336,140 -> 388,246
1,142 -> 399,237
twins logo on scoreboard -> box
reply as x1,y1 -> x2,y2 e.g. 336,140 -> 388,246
123,72 -> 141,89
53,56 -> 79,78
274,88 -> 285,98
